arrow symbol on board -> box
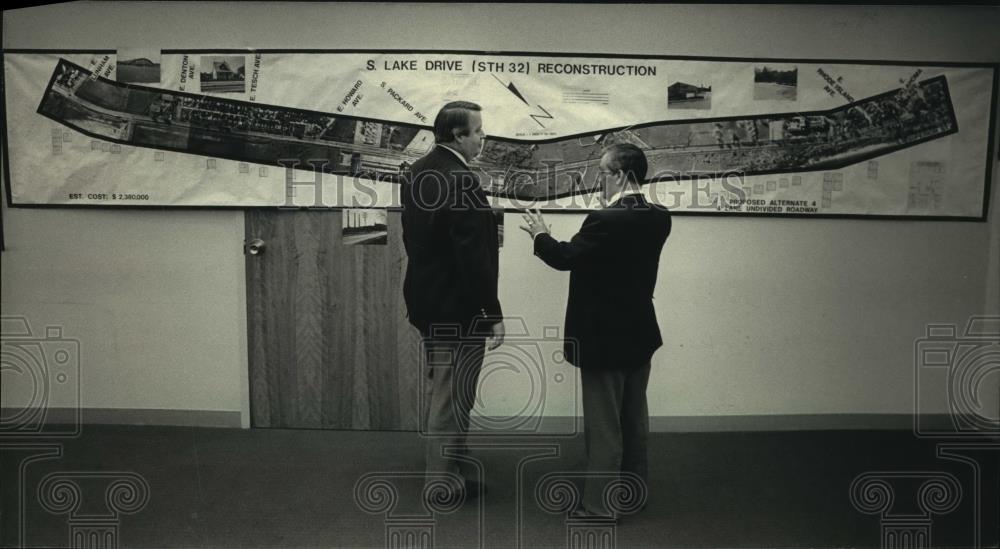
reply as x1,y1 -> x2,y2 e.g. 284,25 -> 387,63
489,74 -> 553,128
491,73 -> 530,106
529,104 -> 554,128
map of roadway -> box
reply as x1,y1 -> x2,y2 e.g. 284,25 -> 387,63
38,59 -> 958,202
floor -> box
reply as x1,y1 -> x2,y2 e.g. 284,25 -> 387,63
1,426 -> 997,548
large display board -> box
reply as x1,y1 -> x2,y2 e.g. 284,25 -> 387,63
2,50 -> 996,218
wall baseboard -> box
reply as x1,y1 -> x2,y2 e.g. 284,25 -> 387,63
471,413 -> 992,433
1,407 -> 242,429
3,408 -> 994,434
651,413 -> 985,433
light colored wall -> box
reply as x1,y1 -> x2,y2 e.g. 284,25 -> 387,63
2,3 -> 998,426
0,198 -> 251,423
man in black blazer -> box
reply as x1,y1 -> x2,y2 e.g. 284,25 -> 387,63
521,143 -> 671,518
401,101 -> 504,501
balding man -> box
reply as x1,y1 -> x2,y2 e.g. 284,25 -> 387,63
521,143 -> 671,519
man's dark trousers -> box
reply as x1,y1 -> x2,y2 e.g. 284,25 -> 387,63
580,361 -> 651,515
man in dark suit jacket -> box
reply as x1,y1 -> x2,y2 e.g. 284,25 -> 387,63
401,101 -> 504,501
521,143 -> 671,518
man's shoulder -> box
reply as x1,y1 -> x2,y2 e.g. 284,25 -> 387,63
577,207 -> 618,233
593,198 -> 671,233
615,196 -> 672,218
413,147 -> 463,174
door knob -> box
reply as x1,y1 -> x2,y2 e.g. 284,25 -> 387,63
246,239 -> 266,255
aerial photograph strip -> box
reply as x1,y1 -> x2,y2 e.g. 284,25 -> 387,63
38,58 -> 959,203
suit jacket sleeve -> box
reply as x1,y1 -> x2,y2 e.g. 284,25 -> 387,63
448,192 -> 503,322
533,211 -> 612,271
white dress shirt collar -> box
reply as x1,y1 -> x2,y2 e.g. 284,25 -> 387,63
606,188 -> 644,208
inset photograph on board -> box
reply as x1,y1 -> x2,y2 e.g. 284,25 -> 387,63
116,49 -> 161,84
200,56 -> 246,93
342,209 -> 388,245
754,65 -> 797,100
667,81 -> 712,110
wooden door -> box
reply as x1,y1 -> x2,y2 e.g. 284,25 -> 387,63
245,209 -> 422,430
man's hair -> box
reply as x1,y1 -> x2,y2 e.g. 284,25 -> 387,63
433,101 -> 482,144
603,143 -> 648,184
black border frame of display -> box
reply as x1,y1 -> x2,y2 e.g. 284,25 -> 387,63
2,48 -> 997,221
31,59 -> 965,201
